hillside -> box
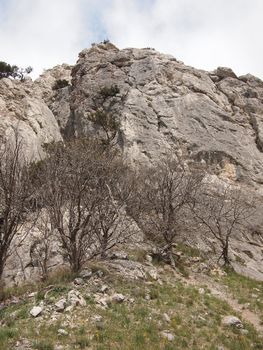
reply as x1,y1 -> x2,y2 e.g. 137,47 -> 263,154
1,42 -> 263,349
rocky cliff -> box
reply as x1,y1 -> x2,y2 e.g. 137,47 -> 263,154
60,42 -> 263,187
1,42 -> 263,283
1,42 -> 263,187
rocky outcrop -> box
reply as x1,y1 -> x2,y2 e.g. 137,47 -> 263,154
63,42 -> 263,186
33,64 -> 72,137
0,77 -> 62,160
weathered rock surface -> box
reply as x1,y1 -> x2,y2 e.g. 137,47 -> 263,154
0,77 -> 62,160
65,42 -> 263,185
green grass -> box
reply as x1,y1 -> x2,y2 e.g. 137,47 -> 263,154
221,270 -> 263,323
1,270 -> 263,350
32,340 -> 54,350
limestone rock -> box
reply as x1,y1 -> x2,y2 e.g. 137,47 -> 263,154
65,43 -> 263,185
30,306 -> 43,317
161,331 -> 175,341
67,290 -> 86,307
0,77 -> 62,161
55,298 -> 67,312
79,269 -> 93,280
222,315 -> 243,328
214,67 -> 237,79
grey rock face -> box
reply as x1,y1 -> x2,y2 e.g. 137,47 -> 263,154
60,42 -> 263,185
0,77 -> 62,160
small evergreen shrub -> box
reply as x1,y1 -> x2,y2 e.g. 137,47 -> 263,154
52,79 -> 69,90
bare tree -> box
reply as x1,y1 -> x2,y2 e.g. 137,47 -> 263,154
29,212 -> 53,281
191,184 -> 254,266
39,139 -> 135,272
91,162 -> 137,259
137,155 -> 203,268
0,138 -> 35,282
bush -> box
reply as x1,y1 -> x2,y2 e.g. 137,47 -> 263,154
0,61 -> 32,81
52,79 -> 69,90
99,84 -> 120,98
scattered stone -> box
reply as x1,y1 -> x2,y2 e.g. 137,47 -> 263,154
67,290 -> 86,307
145,254 -> 153,263
92,315 -> 103,323
30,306 -> 43,318
96,321 -> 105,330
100,284 -> 109,293
58,328 -> 68,336
222,316 -> 243,328
163,313 -> 171,323
111,293 -> 125,303
148,269 -> 158,281
198,288 -> 205,295
74,277 -> 85,286
28,292 -> 37,298
191,257 -> 201,263
95,297 -> 108,308
109,251 -> 128,260
55,298 -> 67,312
79,269 -> 93,280
95,270 -> 104,278
161,331 -> 175,341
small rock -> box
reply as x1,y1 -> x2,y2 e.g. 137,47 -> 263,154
161,331 -> 175,341
58,328 -> 68,336
109,251 -> 128,260
95,270 -> 104,278
96,321 -> 105,330
30,306 -> 43,318
28,292 -> 37,298
74,277 -> 85,285
100,285 -> 109,293
92,315 -> 103,323
95,297 -> 108,307
111,293 -> 125,303
148,269 -> 158,280
222,316 -> 243,328
79,269 -> 93,280
145,254 -> 153,263
240,329 -> 249,335
55,298 -> 67,312
68,290 -> 86,307
163,313 -> 171,323
191,257 -> 201,263
198,288 -> 205,295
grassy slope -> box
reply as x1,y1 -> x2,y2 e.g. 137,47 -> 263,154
1,267 -> 263,350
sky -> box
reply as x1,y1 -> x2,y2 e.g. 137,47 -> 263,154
0,0 -> 262,79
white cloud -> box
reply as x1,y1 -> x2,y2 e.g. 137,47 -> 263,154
0,0 -> 93,78
0,0 -> 262,79
102,0 -> 263,78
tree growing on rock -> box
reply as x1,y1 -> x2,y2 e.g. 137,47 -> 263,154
0,61 -> 32,81
0,138 -> 36,283
136,155 -> 203,268
87,84 -> 121,148
191,185 -> 254,266
39,139 -> 135,272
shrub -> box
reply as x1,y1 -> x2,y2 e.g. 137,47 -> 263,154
99,84 -> 120,98
0,61 -> 32,81
52,79 -> 69,90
